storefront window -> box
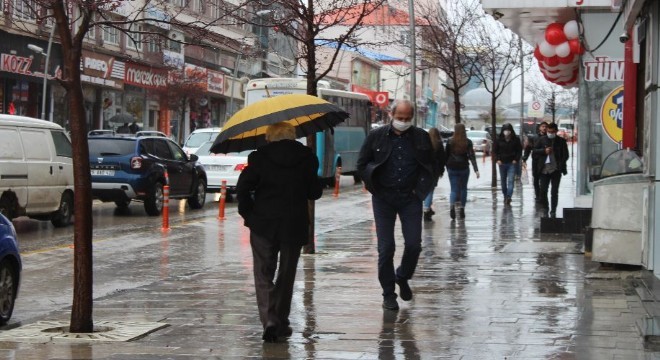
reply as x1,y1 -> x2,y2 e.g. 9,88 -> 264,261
124,86 -> 146,129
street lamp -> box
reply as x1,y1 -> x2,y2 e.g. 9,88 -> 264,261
27,25 -> 55,121
220,52 -> 242,124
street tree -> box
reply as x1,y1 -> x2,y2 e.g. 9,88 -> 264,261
526,79 -> 578,124
417,0 -> 484,124
164,65 -> 213,143
470,18 -> 530,188
6,0 -> 241,332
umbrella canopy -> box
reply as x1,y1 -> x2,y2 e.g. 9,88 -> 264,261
108,113 -> 135,124
211,94 -> 349,153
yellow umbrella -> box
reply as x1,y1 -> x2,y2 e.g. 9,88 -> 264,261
210,94 -> 349,153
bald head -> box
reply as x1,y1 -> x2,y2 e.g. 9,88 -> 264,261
391,99 -> 415,119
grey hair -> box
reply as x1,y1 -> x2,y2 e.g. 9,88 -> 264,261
390,99 -> 415,114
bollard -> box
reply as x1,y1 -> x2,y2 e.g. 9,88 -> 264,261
162,184 -> 170,232
218,180 -> 227,220
333,166 -> 342,197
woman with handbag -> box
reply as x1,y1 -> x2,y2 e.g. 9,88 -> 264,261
444,123 -> 480,220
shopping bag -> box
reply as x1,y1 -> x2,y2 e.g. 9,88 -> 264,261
521,167 -> 529,185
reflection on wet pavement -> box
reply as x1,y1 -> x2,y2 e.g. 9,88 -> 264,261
2,167 -> 657,359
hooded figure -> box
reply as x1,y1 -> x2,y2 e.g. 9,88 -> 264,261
493,123 -> 522,205
236,122 -> 322,342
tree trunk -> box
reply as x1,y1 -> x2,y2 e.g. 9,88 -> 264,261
453,88 -> 461,124
68,46 -> 94,333
303,35 -> 317,255
490,95 -> 497,189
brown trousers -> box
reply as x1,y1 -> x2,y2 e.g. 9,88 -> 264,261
250,231 -> 302,329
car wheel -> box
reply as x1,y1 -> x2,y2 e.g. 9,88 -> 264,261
144,182 -> 164,216
114,199 -> 131,208
51,192 -> 73,227
0,260 -> 17,325
188,178 -> 206,209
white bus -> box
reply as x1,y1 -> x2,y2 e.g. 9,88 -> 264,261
244,78 -> 373,185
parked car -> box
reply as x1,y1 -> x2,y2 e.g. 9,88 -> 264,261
88,131 -> 207,216
194,141 -> 250,198
467,130 -> 493,154
558,126 -> 573,140
0,213 -> 21,324
0,115 -> 74,227
182,127 -> 222,155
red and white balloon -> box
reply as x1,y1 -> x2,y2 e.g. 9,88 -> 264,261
535,20 -> 584,88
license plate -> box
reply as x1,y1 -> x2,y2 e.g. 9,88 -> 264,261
91,169 -> 115,176
206,165 -> 231,171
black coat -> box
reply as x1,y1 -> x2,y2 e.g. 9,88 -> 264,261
357,125 -> 436,201
236,139 -> 323,246
493,136 -> 522,164
532,135 -> 569,175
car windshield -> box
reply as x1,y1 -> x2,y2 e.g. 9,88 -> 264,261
195,142 -> 250,157
467,131 -> 488,140
185,132 -> 220,148
88,138 -> 136,157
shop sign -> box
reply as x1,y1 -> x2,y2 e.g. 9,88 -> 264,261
207,69 -> 225,95
125,62 -> 168,90
600,85 -> 624,144
184,63 -> 208,91
163,50 -> 183,69
80,51 -> 124,89
583,56 -> 625,81
1,53 -> 34,75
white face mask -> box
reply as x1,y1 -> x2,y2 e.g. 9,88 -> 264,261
392,119 -> 412,132
503,130 -> 511,136
547,133 -> 556,139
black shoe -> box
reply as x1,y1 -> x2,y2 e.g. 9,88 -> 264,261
396,278 -> 412,301
382,296 -> 399,310
429,208 -> 435,215
450,206 -> 456,220
277,326 -> 293,338
263,325 -> 278,343
459,207 -> 465,219
505,197 -> 512,205
549,211 -> 556,218
423,210 -> 433,222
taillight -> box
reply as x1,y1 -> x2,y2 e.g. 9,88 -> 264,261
130,157 -> 143,169
234,163 -> 248,171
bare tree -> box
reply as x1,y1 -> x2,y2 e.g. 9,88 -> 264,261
526,80 -> 578,124
471,19 -> 530,188
5,0 -> 245,332
416,0 -> 483,124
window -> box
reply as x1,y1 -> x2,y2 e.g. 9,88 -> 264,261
0,129 -> 24,160
127,24 -> 143,51
399,30 -> 410,46
20,130 -> 51,160
146,35 -> 161,53
14,0 -> 37,21
102,24 -> 120,46
51,131 -> 72,158
167,141 -> 186,161
192,0 -> 205,13
173,0 -> 187,7
213,0 -> 222,19
152,140 -> 173,160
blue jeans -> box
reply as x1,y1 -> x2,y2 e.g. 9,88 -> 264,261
423,188 -> 434,211
447,168 -> 470,207
372,195 -> 422,298
499,163 -> 516,198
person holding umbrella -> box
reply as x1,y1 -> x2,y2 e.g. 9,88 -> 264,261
236,122 -> 323,342
357,99 -> 436,311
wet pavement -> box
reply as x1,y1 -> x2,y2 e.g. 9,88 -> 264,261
2,158 -> 659,359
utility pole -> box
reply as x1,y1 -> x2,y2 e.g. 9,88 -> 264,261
408,0 -> 416,125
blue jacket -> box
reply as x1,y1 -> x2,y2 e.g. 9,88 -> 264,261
357,125 -> 435,201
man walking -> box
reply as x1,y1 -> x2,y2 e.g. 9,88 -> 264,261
357,99 -> 436,311
533,123 -> 569,217
523,121 -> 548,202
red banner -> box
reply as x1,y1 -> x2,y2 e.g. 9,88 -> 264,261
351,86 -> 389,108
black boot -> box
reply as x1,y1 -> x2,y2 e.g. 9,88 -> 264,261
424,210 -> 433,221
450,206 -> 456,220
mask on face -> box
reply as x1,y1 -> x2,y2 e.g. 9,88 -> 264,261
503,130 -> 511,136
547,133 -> 556,139
392,119 -> 412,132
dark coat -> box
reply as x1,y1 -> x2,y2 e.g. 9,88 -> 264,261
357,125 -> 435,201
493,136 -> 522,164
236,139 -> 323,246
431,139 -> 446,185
444,138 -> 479,172
532,135 -> 570,175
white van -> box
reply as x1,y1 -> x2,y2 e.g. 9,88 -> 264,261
0,115 -> 74,227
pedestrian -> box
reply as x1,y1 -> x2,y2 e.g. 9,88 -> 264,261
357,99 -> 437,311
235,122 -> 323,342
423,127 -> 446,221
493,123 -> 522,205
522,121 -> 548,202
533,122 -> 569,217
444,123 -> 479,220
128,121 -> 140,134
116,122 -> 131,134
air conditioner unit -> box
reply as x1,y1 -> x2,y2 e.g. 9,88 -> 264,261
168,30 -> 183,41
